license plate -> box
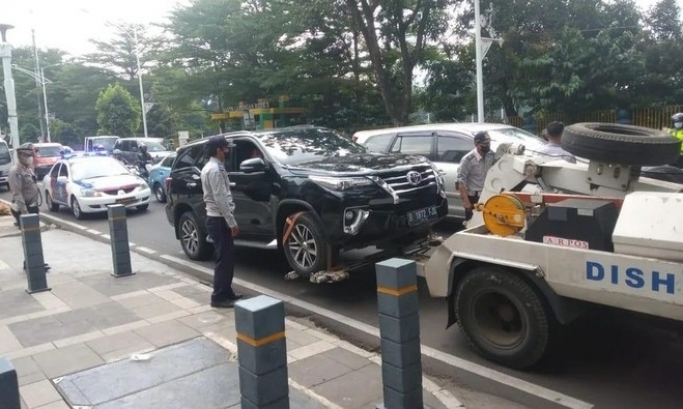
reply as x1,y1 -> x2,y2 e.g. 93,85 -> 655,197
407,206 -> 438,226
116,198 -> 136,205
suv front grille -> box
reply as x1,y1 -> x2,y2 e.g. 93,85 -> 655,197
377,166 -> 436,198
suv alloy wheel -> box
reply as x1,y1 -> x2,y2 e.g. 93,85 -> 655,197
179,211 -> 213,260
282,212 -> 328,278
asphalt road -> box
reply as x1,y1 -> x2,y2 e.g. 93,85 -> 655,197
3,186 -> 683,409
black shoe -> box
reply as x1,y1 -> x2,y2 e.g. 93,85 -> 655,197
210,300 -> 236,309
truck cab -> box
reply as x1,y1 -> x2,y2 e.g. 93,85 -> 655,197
84,136 -> 119,154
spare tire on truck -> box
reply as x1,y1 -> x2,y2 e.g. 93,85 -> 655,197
561,123 -> 682,167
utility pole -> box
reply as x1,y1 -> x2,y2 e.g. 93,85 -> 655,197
0,24 -> 20,160
133,30 -> 148,138
474,0 -> 484,123
41,68 -> 50,142
32,29 -> 45,140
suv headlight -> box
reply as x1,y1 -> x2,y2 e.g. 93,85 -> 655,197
431,164 -> 446,196
309,175 -> 374,190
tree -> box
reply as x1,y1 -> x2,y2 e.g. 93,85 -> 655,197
342,0 -> 456,125
95,84 -> 142,137
85,23 -> 162,81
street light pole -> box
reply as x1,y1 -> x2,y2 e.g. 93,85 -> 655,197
133,30 -> 148,138
474,0 -> 484,123
0,24 -> 20,160
31,29 -> 46,141
40,67 -> 50,142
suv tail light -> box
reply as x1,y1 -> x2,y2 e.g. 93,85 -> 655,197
164,177 -> 172,193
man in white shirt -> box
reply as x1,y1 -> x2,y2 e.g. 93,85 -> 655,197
536,121 -> 577,163
201,135 -> 243,308
457,132 -> 496,221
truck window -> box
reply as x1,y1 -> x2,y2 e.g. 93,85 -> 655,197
0,142 -> 10,165
364,133 -> 395,152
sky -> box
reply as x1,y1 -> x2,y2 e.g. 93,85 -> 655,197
0,0 -> 679,57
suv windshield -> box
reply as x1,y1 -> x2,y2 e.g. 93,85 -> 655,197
487,127 -> 546,150
142,141 -> 167,152
258,128 -> 366,165
0,142 -> 10,165
71,158 -> 130,181
35,146 -> 63,158
91,137 -> 118,151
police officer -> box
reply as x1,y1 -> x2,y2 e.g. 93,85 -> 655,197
201,135 -> 243,308
9,144 -> 50,271
670,113 -> 683,168
457,132 -> 495,222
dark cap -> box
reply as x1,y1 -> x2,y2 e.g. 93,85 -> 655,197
205,135 -> 235,153
474,132 -> 491,144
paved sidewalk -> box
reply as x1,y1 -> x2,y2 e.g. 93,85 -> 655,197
0,219 -> 463,408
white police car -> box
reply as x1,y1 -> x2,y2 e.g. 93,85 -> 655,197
42,155 -> 151,219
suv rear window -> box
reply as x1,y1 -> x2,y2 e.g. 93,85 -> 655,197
174,144 -> 203,170
0,142 -> 10,165
35,146 -> 63,157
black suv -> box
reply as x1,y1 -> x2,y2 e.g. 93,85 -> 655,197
165,126 -> 448,277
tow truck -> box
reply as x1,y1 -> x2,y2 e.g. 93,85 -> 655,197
423,123 -> 683,369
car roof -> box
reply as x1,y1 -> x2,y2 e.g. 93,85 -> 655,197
34,143 -> 63,147
352,122 -> 515,138
65,155 -> 115,165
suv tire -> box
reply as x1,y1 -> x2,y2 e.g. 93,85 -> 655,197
179,211 -> 213,261
282,212 -> 328,278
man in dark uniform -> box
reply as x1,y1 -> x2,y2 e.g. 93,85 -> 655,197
201,135 -> 243,308
9,144 -> 50,272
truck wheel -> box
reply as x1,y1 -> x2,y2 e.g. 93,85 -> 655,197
179,211 -> 213,261
455,267 -> 551,369
562,122 -> 681,166
282,212 -> 328,278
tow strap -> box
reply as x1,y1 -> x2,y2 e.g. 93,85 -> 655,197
282,211 -> 305,244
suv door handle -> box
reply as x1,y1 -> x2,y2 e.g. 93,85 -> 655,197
191,174 -> 200,180
187,182 -> 197,188
230,182 -> 236,187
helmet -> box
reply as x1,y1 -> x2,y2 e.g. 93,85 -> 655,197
95,144 -> 105,151
139,143 -> 147,153
673,113 -> 683,129
113,149 -> 122,158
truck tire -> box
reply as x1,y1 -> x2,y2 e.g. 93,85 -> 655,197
455,267 -> 552,369
562,123 -> 681,166
282,212 -> 328,278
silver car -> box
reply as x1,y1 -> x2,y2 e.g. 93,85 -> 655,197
352,123 -> 547,219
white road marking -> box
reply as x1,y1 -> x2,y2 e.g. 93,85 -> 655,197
136,246 -> 156,254
101,233 -> 111,239
86,229 -> 102,235
159,254 -> 593,409
38,213 -> 88,230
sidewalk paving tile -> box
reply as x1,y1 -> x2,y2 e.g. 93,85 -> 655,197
85,331 -> 150,356
31,343 -> 104,379
133,320 -> 201,348
324,347 -> 373,371
79,273 -> 181,297
127,299 -> 184,320
288,353 -> 355,388
50,281 -> 109,309
0,289 -> 44,319
311,363 -> 383,409
0,324 -> 23,354
32,401 -> 69,409
53,301 -> 140,329
177,311 -> 231,331
171,285 -> 211,304
10,356 -> 45,386
19,380 -> 62,408
9,315 -> 96,348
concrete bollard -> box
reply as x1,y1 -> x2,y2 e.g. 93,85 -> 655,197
107,205 -> 134,278
375,258 -> 425,409
0,357 -> 20,409
20,214 -> 50,294
235,295 -> 289,409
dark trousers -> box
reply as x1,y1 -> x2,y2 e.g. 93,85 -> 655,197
465,194 -> 480,221
206,216 -> 236,303
11,205 -> 40,227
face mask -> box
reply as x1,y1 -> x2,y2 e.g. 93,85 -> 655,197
674,122 -> 682,129
19,156 -> 33,166
479,145 -> 491,153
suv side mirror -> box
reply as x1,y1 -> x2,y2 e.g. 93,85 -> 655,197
240,157 -> 266,173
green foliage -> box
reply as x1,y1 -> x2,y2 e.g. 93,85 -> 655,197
95,84 -> 142,137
